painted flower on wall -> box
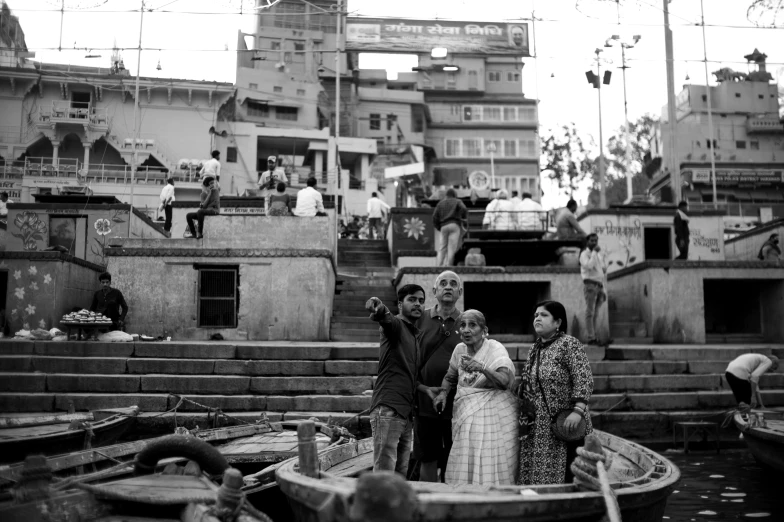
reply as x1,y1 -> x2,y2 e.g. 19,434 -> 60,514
43,274 -> 52,285
14,287 -> 25,300
403,217 -> 426,241
12,211 -> 47,251
94,219 -> 112,236
29,282 -> 39,291
25,304 -> 36,316
28,266 -> 37,276
13,270 -> 21,280
38,319 -> 47,329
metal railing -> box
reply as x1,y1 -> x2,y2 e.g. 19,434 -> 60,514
0,157 -> 200,185
38,100 -> 108,127
466,209 -> 550,234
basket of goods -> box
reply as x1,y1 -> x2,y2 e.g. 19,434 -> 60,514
61,309 -> 114,326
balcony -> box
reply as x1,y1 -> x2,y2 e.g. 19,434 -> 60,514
746,115 -> 784,135
37,101 -> 109,130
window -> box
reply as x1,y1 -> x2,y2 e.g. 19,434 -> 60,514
503,107 -> 517,121
758,94 -> 764,99
226,147 -> 238,163
445,139 -> 461,157
376,139 -> 385,148
387,113 -> 396,131
463,139 -> 482,157
463,106 -> 480,121
468,70 -> 478,89
447,72 -> 456,88
294,42 -> 305,51
275,106 -> 298,121
488,71 -> 501,82
271,41 -> 281,50
504,139 -> 517,157
412,109 -> 424,133
198,267 -> 238,328
507,72 -> 520,82
735,93 -> 741,98
249,83 -> 258,90
736,140 -> 746,149
247,100 -> 269,117
296,89 -> 305,96
750,140 -> 760,150
519,107 -> 535,121
706,139 -> 717,149
369,113 -> 381,130
273,86 -> 283,93
485,139 -> 502,156
519,139 -> 536,157
484,107 -> 502,121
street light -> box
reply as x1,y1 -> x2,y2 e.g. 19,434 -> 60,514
486,141 -> 497,190
605,34 -> 642,203
585,48 -> 612,208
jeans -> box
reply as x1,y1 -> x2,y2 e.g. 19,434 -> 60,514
369,405 -> 413,475
436,222 -> 462,266
725,372 -> 752,404
163,205 -> 173,232
676,238 -> 689,260
583,280 -> 606,341
369,217 -> 383,239
186,208 -> 218,238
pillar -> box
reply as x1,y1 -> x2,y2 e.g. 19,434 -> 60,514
83,143 -> 91,172
360,153 -> 369,181
51,141 -> 60,166
326,138 -> 336,194
314,150 -> 324,178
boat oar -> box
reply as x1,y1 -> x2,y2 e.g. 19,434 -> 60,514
596,460 -> 622,522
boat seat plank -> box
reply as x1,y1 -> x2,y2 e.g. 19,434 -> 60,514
326,452 -> 373,477
0,413 -> 94,429
0,424 -> 80,438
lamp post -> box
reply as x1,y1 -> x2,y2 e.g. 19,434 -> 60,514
486,141 -> 497,190
586,48 -> 610,208
127,0 -> 145,237
605,34 -> 642,203
700,0 -> 718,209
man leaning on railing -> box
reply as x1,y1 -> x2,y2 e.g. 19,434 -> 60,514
482,189 -> 515,231
514,191 -> 543,230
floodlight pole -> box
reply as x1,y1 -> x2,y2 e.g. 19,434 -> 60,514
129,0 -> 144,237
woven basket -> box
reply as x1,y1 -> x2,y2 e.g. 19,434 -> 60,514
551,410 -> 587,441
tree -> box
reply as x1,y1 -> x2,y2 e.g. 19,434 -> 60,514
588,114 -> 659,206
747,0 -> 784,26
540,123 -> 595,198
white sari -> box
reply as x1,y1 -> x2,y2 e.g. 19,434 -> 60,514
445,339 -> 519,486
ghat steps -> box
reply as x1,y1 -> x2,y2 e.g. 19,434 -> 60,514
1,340 -> 783,441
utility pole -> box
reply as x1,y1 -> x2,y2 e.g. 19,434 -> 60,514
129,0 -> 144,236
596,49 -> 606,209
700,0 -> 718,209
663,0 -> 680,203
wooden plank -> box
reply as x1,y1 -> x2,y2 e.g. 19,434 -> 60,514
0,413 -> 94,429
327,452 -> 373,477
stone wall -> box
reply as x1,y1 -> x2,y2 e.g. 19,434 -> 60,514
0,252 -> 104,334
608,261 -> 784,343
394,266 -> 607,342
725,219 -> 784,262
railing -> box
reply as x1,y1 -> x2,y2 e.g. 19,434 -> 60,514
688,201 -> 784,218
466,209 -> 550,235
0,157 -> 200,185
38,100 -> 108,127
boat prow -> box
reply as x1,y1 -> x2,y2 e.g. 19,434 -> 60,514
275,429 -> 680,522
734,409 -> 784,473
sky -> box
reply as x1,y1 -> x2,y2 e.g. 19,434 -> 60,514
7,0 -> 784,207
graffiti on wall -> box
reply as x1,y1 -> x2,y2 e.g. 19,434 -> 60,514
89,210 -> 127,266
391,212 -> 434,251
591,218 -> 642,270
11,211 -> 48,251
689,226 -> 723,257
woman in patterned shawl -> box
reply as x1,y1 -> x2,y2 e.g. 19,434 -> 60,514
517,301 -> 593,485
433,310 -> 519,486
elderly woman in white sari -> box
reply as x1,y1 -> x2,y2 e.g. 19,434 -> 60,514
433,310 -> 519,486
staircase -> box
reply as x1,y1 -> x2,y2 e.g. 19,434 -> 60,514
2,341 -> 783,445
608,299 -> 652,344
331,239 -> 396,343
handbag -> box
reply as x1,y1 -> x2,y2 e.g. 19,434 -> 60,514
534,345 -> 586,442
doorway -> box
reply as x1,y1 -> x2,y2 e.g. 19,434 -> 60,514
644,227 -> 671,260
704,279 -> 763,335
71,91 -> 90,109
464,282 -> 549,335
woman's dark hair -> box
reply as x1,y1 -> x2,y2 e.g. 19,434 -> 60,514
202,176 -> 214,187
535,300 -> 568,333
276,181 -> 286,192
99,272 -> 112,282
397,284 -> 425,303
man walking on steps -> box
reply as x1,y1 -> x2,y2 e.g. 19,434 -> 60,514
366,284 -> 425,475
367,192 -> 391,240
414,270 -> 463,482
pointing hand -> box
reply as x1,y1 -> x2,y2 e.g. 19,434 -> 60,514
365,297 -> 383,317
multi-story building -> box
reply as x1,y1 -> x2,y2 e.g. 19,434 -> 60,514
651,49 -> 784,224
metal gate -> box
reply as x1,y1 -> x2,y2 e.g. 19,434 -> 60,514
197,267 -> 238,328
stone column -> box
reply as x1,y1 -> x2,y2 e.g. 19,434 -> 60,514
51,140 -> 60,166
82,143 -> 91,172
360,153 -> 369,181
314,150 -> 324,179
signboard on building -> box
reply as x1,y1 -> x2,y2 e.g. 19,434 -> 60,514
0,177 -> 22,199
686,168 -> 784,185
346,18 -> 530,56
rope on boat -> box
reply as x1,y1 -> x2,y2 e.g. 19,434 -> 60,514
52,461 -> 134,491
570,447 -> 610,490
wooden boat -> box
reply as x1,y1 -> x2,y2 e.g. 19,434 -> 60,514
276,429 -> 680,522
0,435 -> 273,522
734,409 -> 784,472
0,407 -> 138,464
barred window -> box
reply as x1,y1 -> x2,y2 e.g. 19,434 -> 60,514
198,267 -> 239,328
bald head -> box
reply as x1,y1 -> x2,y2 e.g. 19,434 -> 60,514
433,270 -> 462,306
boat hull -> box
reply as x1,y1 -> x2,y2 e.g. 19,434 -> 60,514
276,430 -> 679,522
734,412 -> 784,473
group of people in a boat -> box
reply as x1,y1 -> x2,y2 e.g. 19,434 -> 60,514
365,270 -> 592,486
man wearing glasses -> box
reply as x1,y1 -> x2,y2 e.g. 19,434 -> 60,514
258,155 -> 288,212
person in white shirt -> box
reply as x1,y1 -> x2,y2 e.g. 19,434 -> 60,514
725,353 -> 779,408
258,155 -> 288,211
366,192 -> 391,240
482,189 -> 515,231
580,233 -> 607,345
199,150 -> 221,183
0,192 -> 11,217
514,191 -> 543,230
294,177 -> 325,217
158,178 -> 175,232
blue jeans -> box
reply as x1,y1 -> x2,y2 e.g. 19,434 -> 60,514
583,280 -> 606,341
369,405 -> 413,475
